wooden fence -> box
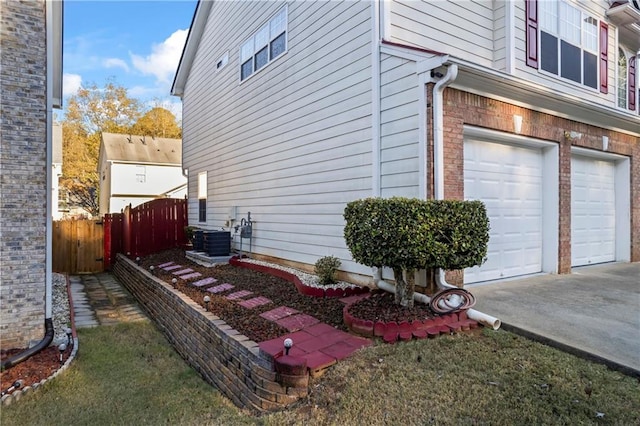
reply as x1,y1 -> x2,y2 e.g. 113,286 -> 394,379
53,219 -> 104,274
104,198 -> 188,269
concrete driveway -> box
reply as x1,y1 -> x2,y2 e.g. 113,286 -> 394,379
468,262 -> 640,375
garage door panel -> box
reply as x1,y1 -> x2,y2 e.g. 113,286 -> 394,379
464,140 -> 543,283
571,156 -> 616,266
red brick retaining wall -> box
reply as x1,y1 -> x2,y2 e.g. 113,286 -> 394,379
112,254 -> 307,411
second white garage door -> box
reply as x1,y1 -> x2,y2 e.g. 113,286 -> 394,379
571,155 -> 616,266
464,140 -> 543,283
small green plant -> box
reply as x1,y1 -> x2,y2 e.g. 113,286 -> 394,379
314,256 -> 341,285
184,226 -> 197,243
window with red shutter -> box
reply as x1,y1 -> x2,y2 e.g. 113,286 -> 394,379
629,56 -> 637,112
537,1 -> 600,90
525,0 -> 538,68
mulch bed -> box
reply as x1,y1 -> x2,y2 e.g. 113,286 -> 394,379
139,249 -> 437,343
1,345 -> 71,394
140,249 -> 349,342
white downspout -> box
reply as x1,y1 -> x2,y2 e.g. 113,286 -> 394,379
369,63 -> 500,330
430,64 -> 500,329
371,0 -> 381,196
373,268 -> 500,330
432,64 -> 459,292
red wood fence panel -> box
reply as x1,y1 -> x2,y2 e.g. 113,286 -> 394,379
104,198 -> 187,269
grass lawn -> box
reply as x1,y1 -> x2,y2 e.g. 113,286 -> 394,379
2,323 -> 638,425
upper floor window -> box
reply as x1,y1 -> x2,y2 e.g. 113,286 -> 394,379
240,6 -> 287,81
618,49 -> 628,109
538,1 -> 599,89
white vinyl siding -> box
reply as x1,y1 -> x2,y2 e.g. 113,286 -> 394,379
181,1 -> 373,275
389,0 -> 495,67
105,163 -> 187,214
493,1 -> 507,71
380,54 -> 419,198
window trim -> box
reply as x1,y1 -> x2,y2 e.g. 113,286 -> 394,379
239,5 -> 288,83
197,171 -> 207,223
618,48 -> 629,110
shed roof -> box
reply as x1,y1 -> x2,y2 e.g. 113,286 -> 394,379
101,133 -> 182,165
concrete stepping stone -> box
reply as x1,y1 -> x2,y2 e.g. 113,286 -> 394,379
225,290 -> 253,300
173,268 -> 194,275
157,261 -> 175,268
179,272 -> 202,280
192,277 -> 218,287
259,306 -> 299,321
206,283 -> 233,293
238,296 -> 272,309
163,265 -> 183,271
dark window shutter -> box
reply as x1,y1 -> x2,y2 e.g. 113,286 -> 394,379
629,56 -> 636,112
599,22 -> 608,94
525,0 -> 539,68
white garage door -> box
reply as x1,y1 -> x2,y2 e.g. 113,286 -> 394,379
464,140 -> 543,283
571,155 -> 616,266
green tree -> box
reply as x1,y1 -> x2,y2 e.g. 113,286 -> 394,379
131,106 -> 182,139
344,197 -> 489,307
61,79 -> 143,216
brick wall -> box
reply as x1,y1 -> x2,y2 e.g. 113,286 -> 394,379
112,254 -> 308,411
0,0 -> 48,348
432,87 -> 639,282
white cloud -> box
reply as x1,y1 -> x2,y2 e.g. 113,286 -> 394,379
103,58 -> 130,73
130,29 -> 188,84
63,73 -> 82,97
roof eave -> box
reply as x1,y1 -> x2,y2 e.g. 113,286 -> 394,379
171,0 -> 213,97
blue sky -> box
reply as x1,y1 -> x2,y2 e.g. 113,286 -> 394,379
63,0 -> 197,117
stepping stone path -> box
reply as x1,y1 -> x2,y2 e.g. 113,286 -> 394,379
153,261 -> 373,377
